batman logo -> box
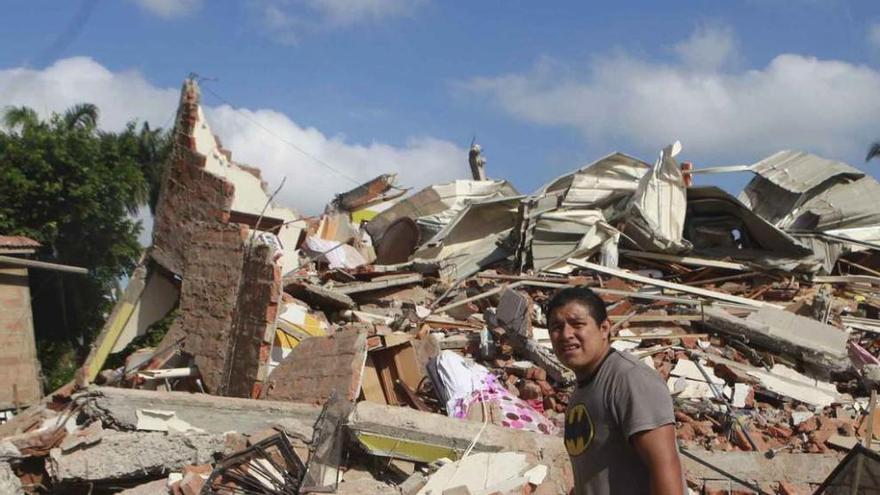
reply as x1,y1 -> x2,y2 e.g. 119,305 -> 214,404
564,404 -> 594,456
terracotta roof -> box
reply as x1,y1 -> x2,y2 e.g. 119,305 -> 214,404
0,235 -> 41,248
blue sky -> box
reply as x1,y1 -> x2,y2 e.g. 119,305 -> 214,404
2,0 -> 880,212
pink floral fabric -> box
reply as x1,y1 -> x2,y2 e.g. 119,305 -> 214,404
451,373 -> 557,435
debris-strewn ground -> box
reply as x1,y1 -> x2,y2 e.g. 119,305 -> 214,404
3,78 -> 880,494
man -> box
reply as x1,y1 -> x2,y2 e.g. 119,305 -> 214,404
547,286 -> 684,495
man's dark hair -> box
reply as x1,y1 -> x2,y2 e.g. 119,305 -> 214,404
546,286 -> 608,324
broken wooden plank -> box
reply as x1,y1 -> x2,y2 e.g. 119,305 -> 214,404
283,280 -> 356,309
611,333 -> 708,341
394,380 -> 430,412
565,259 -> 779,308
620,249 -> 747,271
608,314 -> 702,323
79,264 -> 149,385
812,274 -> 880,287
333,273 -> 424,295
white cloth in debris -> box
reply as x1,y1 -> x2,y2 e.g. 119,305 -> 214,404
436,350 -> 490,416
304,236 -> 367,269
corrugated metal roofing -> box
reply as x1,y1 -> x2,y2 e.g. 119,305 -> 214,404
537,152 -> 650,208
0,235 -> 40,248
749,150 -> 864,193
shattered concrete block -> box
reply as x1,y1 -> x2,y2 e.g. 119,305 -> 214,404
702,306 -> 848,377
494,289 -> 575,386
0,462 -> 23,495
0,440 -> 21,461
136,409 -> 205,434
78,387 -> 321,436
399,472 -> 429,495
496,289 -> 532,338
683,449 -> 840,484
417,452 -> 537,495
349,401 -> 571,495
58,420 -> 103,453
46,431 -> 226,483
261,328 -> 367,404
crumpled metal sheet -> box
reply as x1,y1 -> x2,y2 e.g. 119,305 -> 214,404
365,179 -> 519,246
530,209 -> 619,271
412,196 -> 523,281
623,141 -> 691,254
740,150 -> 880,233
684,186 -> 812,257
537,152 -> 650,209
747,150 -> 864,194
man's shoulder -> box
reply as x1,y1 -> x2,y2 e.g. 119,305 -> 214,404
603,350 -> 649,375
602,351 -> 666,387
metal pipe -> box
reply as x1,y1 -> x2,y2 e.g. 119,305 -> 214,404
0,254 -> 88,274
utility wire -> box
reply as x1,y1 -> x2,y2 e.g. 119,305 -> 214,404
198,83 -> 362,187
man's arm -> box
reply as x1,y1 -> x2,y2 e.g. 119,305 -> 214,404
631,424 -> 685,495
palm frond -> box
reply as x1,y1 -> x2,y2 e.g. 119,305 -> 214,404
2,106 -> 39,131
63,103 -> 99,131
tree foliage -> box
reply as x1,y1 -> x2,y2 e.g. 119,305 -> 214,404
0,104 -> 170,389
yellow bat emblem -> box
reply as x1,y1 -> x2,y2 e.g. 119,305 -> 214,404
564,404 -> 594,456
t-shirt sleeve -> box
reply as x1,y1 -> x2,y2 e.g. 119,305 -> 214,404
611,366 -> 675,440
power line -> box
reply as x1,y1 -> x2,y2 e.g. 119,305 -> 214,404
198,82 -> 362,187
35,0 -> 100,68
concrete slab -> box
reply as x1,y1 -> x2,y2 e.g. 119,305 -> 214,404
46,431 -> 226,482
78,387 -> 321,436
0,462 -> 23,495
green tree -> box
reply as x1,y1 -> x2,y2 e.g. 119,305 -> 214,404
0,104 -> 170,390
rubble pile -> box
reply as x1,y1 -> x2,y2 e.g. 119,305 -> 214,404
3,78 -> 880,494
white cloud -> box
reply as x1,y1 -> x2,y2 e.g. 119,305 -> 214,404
308,0 -> 423,25
207,106 -> 465,213
673,24 -> 740,72
132,0 -> 203,19
0,57 -> 179,130
250,0 -> 424,43
868,21 -> 880,50
465,26 -> 880,163
0,56 -> 466,216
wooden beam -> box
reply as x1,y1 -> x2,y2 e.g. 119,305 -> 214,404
620,250 -> 747,271
565,259 -> 779,308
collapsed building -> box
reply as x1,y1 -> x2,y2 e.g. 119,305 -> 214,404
3,78 -> 880,494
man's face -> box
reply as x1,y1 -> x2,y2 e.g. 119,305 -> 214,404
548,301 -> 611,376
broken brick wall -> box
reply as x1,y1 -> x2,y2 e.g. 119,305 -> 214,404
226,242 -> 280,399
162,223 -> 278,398
151,81 -> 234,276
261,328 -> 367,405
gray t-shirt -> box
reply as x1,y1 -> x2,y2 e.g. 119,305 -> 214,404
564,349 -> 675,495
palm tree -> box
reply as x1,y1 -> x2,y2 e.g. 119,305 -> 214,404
2,106 -> 39,131
62,103 -> 98,131
135,122 -> 172,214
